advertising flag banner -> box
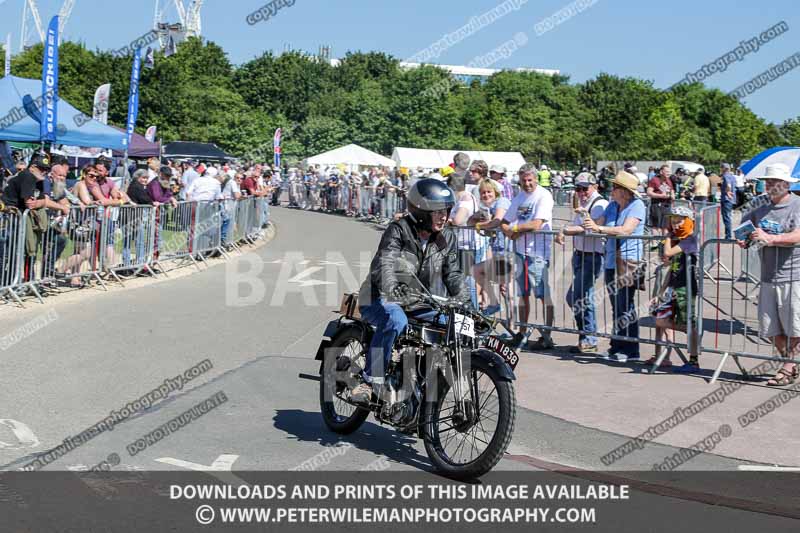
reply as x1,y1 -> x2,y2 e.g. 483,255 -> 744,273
273,128 -> 282,168
125,48 -> 143,147
4,34 -> 10,77
41,16 -> 60,142
93,83 -> 111,124
145,125 -> 157,142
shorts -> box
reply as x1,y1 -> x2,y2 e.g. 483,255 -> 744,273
648,202 -> 670,228
515,254 -> 551,304
758,282 -> 800,338
652,286 -> 695,327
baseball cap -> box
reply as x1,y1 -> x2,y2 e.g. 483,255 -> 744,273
670,201 -> 695,220
574,172 -> 597,186
489,164 -> 506,175
29,153 -> 52,171
721,163 -> 732,170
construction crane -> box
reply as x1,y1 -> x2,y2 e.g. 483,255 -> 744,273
154,0 -> 204,38
58,0 -> 77,42
184,0 -> 204,38
19,0 -> 78,50
20,0 -> 44,51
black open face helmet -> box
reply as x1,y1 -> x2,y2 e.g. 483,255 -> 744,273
406,178 -> 455,232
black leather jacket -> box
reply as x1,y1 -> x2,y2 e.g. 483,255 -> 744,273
359,216 -> 469,309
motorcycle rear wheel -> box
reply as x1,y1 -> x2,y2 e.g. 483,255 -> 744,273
422,355 -> 516,480
319,327 -> 370,434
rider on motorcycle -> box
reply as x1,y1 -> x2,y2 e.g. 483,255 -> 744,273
352,178 -> 470,404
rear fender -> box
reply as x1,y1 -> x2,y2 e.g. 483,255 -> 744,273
315,320 -> 369,374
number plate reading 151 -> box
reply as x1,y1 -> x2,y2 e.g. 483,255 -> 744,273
485,336 -> 519,370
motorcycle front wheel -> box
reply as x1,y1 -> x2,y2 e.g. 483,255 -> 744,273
423,355 -> 516,480
319,327 -> 371,434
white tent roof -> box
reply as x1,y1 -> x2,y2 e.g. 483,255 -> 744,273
391,148 -> 526,172
303,144 -> 396,167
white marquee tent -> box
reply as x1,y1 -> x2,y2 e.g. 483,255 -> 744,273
303,144 -> 396,168
391,148 -> 526,172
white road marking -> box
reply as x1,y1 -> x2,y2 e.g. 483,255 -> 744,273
287,267 -> 335,287
0,419 -> 40,450
156,454 -> 250,486
737,465 -> 800,472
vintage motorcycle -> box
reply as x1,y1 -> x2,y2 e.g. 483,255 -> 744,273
316,272 -> 519,480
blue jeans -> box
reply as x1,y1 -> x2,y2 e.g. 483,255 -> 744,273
359,298 -> 409,383
721,201 -> 733,240
121,222 -> 146,267
604,269 -> 640,357
221,211 -> 233,246
566,252 -> 603,346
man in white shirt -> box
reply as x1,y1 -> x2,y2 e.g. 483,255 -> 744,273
558,173 -> 608,353
501,163 -> 555,350
181,160 -> 200,192
185,167 -> 222,201
218,170 -> 241,248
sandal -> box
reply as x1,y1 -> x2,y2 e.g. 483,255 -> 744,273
766,366 -> 799,387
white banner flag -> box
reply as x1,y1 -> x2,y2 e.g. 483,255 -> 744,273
93,83 -> 111,124
144,125 -> 157,142
4,34 -> 10,77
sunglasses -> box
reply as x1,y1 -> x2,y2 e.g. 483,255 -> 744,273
575,186 -> 589,191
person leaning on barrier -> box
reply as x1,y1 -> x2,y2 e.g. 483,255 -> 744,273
649,203 -> 700,372
582,171 -> 647,362
481,164 -> 555,350
146,166 -> 178,207
185,167 -> 222,202
40,155 -> 74,284
472,178 -> 512,316
2,154 -> 70,282
738,164 -> 800,387
218,170 -> 242,251
556,172 -> 609,354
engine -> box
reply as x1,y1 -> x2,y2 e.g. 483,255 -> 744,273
379,346 -> 423,427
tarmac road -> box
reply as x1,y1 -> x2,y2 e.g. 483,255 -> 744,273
0,206 -> 797,528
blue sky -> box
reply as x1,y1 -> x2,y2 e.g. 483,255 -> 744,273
2,0 -> 798,124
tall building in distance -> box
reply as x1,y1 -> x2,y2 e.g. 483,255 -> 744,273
327,58 -> 560,83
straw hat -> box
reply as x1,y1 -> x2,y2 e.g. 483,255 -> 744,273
610,171 -> 640,197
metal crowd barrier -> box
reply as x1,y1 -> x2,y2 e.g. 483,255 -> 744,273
154,201 -> 199,271
696,239 -> 800,382
243,196 -> 263,241
192,200 -> 225,260
100,205 -> 157,281
450,220 -> 700,374
1,198 -> 269,306
0,208 -> 26,305
230,196 -> 253,246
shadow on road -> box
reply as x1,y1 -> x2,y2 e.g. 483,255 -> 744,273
272,409 -> 433,472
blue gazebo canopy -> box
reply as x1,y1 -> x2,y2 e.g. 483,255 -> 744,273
0,75 -> 126,150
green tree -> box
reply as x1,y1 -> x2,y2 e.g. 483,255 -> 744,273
780,118 -> 800,146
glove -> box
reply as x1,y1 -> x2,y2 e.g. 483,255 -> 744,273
390,283 -> 417,306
